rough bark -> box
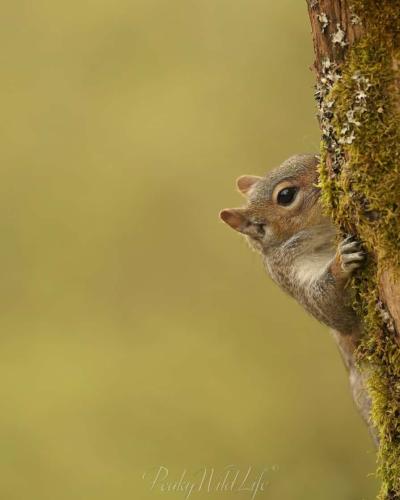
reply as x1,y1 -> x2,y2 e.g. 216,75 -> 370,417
307,0 -> 362,69
307,1 -> 400,498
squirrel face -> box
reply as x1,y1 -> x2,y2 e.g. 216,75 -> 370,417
220,154 -> 329,252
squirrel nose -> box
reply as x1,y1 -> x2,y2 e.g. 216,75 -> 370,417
219,209 -> 246,232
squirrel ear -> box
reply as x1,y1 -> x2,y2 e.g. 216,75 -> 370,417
236,175 -> 262,196
219,208 -> 248,232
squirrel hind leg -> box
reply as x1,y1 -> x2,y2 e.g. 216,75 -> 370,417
349,366 -> 379,447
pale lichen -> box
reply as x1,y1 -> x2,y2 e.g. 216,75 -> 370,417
332,23 -> 347,48
317,12 -> 329,33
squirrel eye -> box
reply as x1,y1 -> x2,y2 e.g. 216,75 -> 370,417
277,187 -> 298,206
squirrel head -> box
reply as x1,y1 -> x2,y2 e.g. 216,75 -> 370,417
220,154 -> 328,252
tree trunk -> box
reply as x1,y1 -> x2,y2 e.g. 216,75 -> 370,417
306,1 -> 400,498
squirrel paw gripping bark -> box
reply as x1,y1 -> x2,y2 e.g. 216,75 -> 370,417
338,236 -> 366,274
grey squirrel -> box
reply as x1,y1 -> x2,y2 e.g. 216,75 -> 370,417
220,154 -> 375,441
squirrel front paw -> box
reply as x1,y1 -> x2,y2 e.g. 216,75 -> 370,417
338,235 -> 366,274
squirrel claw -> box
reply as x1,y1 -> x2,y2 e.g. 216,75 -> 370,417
338,236 -> 366,274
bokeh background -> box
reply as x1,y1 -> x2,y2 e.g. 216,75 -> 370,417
0,1 -> 378,499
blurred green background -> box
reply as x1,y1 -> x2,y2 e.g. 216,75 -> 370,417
0,1 -> 377,499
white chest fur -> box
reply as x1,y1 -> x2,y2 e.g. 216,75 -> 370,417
294,252 -> 333,286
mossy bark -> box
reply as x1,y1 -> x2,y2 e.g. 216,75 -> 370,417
307,1 -> 400,498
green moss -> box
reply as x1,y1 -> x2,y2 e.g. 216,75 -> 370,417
318,1 -> 400,498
